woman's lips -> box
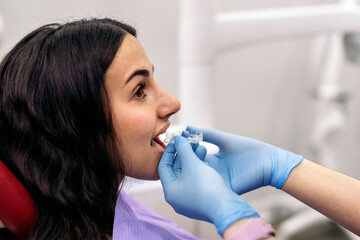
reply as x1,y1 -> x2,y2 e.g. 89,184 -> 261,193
151,136 -> 166,151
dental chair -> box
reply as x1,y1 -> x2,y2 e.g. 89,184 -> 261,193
0,160 -> 37,240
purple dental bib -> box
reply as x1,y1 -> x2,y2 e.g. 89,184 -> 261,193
113,191 -> 201,240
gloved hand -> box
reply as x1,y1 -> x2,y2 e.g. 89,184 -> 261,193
158,136 -> 259,236
186,126 -> 303,195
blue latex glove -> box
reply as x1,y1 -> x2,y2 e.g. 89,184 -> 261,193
186,126 -> 304,195
171,131 -> 207,175
158,136 -> 259,236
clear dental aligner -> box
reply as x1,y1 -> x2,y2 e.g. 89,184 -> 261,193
163,131 -> 203,144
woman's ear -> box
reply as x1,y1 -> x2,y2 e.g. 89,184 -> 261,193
0,160 -> 37,239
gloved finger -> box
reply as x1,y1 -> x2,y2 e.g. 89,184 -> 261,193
173,146 -> 204,176
186,126 -> 231,149
191,142 -> 199,152
182,130 -> 200,151
173,136 -> 200,169
173,131 -> 201,173
194,144 -> 207,161
182,130 -> 190,138
158,143 -> 177,185
173,154 -> 182,177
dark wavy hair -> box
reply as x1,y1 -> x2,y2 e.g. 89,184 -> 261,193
0,18 -> 136,239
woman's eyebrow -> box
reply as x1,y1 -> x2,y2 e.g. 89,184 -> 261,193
126,65 -> 155,85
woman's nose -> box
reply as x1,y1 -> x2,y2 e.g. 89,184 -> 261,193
156,86 -> 181,119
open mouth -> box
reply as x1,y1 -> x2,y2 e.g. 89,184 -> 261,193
151,123 -> 170,152
151,136 -> 166,151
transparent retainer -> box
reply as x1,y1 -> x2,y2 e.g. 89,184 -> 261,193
163,131 -> 203,144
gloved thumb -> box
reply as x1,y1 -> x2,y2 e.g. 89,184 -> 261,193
173,136 -> 200,169
158,143 -> 177,186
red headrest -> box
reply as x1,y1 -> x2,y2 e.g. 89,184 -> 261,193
0,161 -> 37,239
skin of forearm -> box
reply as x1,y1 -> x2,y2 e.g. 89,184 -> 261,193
281,159 -> 360,235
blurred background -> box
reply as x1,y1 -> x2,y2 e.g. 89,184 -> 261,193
1,0 -> 359,239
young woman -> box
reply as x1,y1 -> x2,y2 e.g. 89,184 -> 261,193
0,17 -> 276,240
0,18 -> 183,239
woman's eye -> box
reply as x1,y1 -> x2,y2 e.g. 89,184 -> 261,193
134,83 -> 146,99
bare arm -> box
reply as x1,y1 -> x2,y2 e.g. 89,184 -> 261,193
224,158 -> 360,239
281,159 -> 360,235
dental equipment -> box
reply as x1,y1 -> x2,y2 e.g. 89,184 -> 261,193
163,131 -> 203,144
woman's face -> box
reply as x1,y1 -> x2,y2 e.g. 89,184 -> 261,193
105,34 -> 181,180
